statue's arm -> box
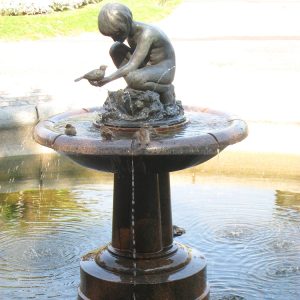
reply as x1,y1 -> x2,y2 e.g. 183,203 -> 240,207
94,32 -> 153,86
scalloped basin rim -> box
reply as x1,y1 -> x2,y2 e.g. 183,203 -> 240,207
33,106 -> 248,156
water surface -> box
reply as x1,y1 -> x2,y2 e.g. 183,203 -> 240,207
52,111 -> 230,140
0,157 -> 299,300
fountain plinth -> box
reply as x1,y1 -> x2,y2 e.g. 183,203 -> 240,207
34,3 -> 247,299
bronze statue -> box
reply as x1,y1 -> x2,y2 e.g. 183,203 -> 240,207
89,3 -> 176,105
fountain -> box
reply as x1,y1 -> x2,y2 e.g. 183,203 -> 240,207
34,3 -> 247,300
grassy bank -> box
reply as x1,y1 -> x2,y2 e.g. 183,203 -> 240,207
0,0 -> 182,40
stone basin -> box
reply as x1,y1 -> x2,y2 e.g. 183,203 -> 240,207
34,106 -> 248,173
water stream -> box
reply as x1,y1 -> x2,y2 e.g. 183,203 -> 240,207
131,155 -> 137,300
153,65 -> 176,93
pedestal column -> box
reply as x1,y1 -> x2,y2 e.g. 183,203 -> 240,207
111,170 -> 163,255
78,158 -> 209,300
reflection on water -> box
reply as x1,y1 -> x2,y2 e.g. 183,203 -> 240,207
0,168 -> 300,299
276,190 -> 300,212
0,186 -> 112,299
172,185 -> 300,300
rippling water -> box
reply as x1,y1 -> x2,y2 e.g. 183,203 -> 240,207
0,167 -> 300,299
0,185 -> 113,299
172,181 -> 300,300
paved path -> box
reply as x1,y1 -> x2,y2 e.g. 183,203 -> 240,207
159,0 -> 300,123
0,0 -> 299,154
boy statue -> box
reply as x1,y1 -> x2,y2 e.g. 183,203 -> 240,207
89,3 -> 176,105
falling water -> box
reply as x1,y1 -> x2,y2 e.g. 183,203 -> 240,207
131,148 -> 137,300
153,66 -> 176,93
206,132 -> 221,178
125,90 -> 134,116
56,158 -> 60,181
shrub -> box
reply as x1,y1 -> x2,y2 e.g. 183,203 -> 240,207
50,0 -> 101,12
0,0 -> 102,16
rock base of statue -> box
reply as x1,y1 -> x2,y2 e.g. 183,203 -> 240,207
95,88 -> 186,128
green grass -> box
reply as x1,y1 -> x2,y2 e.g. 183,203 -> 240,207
0,0 -> 182,40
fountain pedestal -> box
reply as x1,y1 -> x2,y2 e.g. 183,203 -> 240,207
78,171 -> 209,300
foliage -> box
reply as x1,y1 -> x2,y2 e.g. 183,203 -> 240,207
0,0 -> 102,16
0,0 -> 182,40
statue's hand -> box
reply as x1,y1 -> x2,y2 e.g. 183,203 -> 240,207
88,77 -> 109,87
88,80 -> 100,87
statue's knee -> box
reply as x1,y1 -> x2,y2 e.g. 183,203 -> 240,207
126,72 -> 144,89
109,42 -> 123,58
125,73 -> 136,88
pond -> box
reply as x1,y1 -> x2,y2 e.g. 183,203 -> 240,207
0,154 -> 299,300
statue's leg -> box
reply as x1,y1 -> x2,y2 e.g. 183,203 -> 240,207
125,63 -> 176,105
133,82 -> 175,105
160,84 -> 176,105
109,42 -> 133,68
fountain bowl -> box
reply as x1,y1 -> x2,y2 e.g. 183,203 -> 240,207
34,106 -> 247,173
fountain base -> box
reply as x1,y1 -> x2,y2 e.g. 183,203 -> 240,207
78,242 -> 209,300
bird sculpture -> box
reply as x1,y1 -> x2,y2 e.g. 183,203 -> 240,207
99,125 -> 115,141
173,225 -> 186,237
74,65 -> 107,82
133,127 -> 151,147
64,124 -> 77,136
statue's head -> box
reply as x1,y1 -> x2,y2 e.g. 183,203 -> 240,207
98,3 -> 133,42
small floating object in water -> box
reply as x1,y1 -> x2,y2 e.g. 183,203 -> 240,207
173,225 -> 186,237
74,65 -> 107,82
64,124 -> 77,136
100,125 -> 115,141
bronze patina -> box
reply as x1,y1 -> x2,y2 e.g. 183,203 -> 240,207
92,3 -> 176,105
